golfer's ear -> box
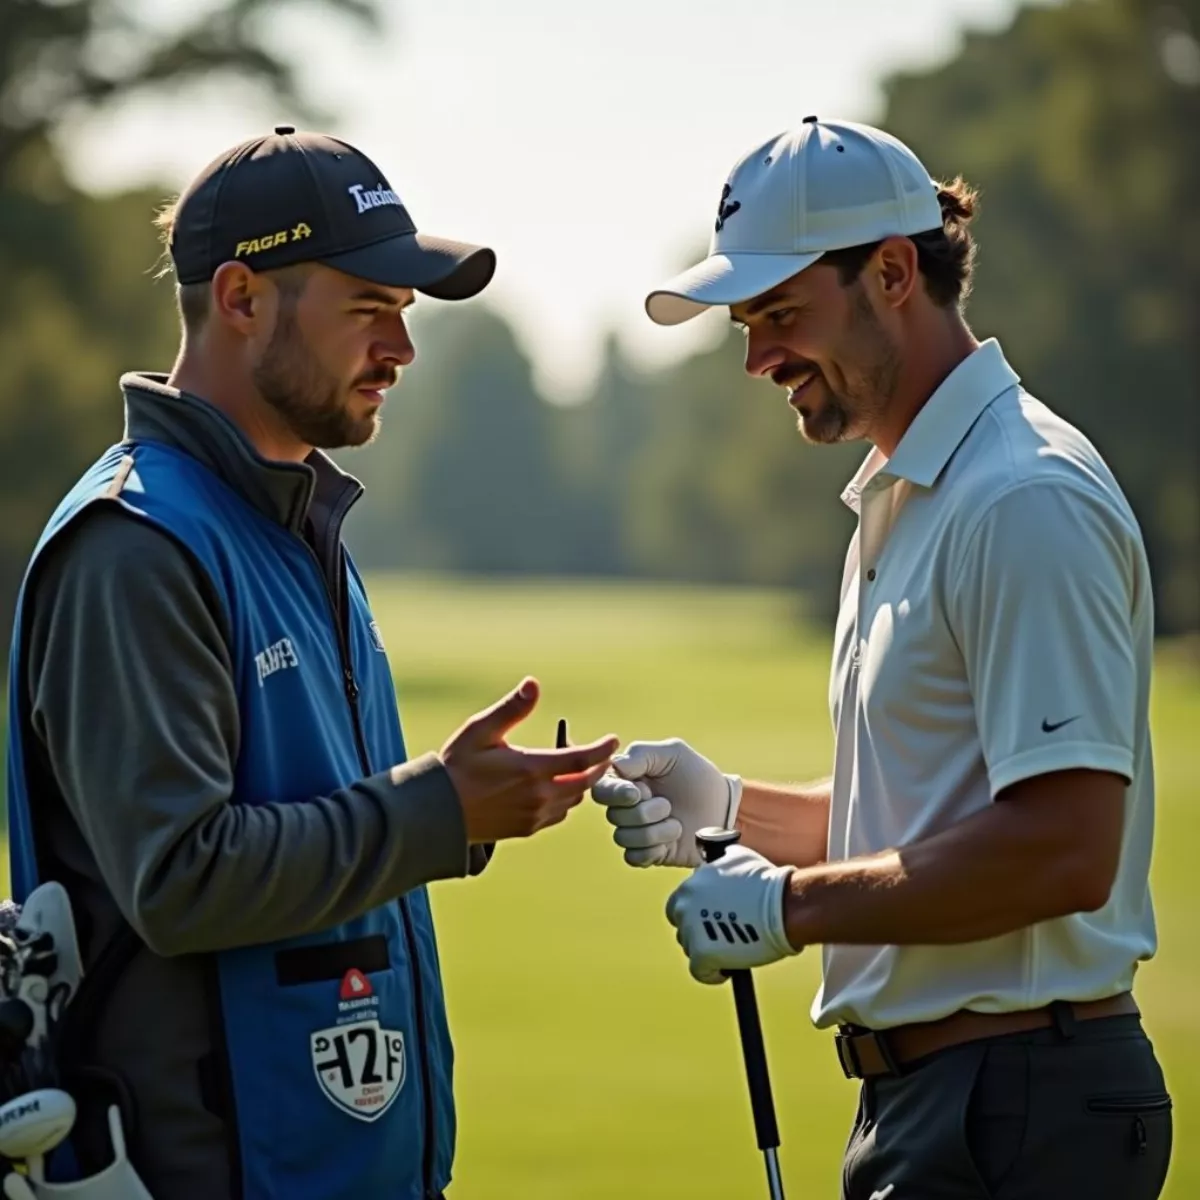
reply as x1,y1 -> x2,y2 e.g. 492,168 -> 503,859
872,237 -> 919,308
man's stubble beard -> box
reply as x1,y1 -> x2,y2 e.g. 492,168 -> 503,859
799,287 -> 901,447
252,305 -> 381,450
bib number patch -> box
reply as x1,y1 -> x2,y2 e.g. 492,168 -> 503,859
311,1020 -> 406,1122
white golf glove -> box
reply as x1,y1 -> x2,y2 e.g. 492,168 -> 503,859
665,846 -> 799,984
590,739 -> 742,868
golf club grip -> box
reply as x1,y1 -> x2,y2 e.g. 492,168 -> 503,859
729,968 -> 781,1151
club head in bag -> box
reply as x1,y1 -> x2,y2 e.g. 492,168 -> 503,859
0,1090 -> 75,1161
3,1171 -> 37,1200
13,887 -> 82,1048
28,1104 -> 155,1199
0,886 -> 84,1055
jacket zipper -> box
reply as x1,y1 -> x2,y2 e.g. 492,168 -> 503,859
306,544 -> 438,1198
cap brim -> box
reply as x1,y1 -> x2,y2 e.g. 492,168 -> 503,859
645,251 -> 824,326
321,232 -> 496,300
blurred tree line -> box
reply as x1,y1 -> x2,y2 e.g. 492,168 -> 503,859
1,0 -> 1197,645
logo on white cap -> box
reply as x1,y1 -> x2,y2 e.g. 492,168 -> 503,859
715,183 -> 741,233
646,118 -> 943,326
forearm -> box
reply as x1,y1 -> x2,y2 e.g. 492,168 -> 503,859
737,777 -> 831,869
123,756 -> 469,954
783,785 -> 1110,949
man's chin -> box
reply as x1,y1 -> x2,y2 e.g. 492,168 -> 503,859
339,415 -> 382,450
309,414 -> 381,452
795,411 -> 845,446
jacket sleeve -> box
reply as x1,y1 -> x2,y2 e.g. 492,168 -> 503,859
25,504 -> 472,956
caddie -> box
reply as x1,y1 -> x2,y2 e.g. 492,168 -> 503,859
5,125 -> 617,1200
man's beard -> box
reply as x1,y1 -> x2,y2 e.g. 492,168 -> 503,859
252,307 -> 388,450
791,288 -> 901,446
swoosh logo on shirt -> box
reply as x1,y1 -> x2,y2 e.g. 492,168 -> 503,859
1041,715 -> 1082,733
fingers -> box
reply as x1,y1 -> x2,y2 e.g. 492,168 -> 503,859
664,886 -> 685,928
591,774 -> 651,808
549,760 -> 614,797
690,958 -> 729,987
465,677 -> 540,741
518,737 -> 620,778
534,788 -> 589,832
605,794 -> 671,828
531,766 -> 607,833
527,762 -> 614,835
623,844 -> 671,868
612,816 -> 683,852
610,739 -> 682,782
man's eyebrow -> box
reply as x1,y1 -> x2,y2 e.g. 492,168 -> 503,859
730,289 -> 795,322
348,287 -> 414,308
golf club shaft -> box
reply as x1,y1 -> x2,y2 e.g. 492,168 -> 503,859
764,1147 -> 784,1200
696,828 -> 785,1199
729,969 -> 781,1153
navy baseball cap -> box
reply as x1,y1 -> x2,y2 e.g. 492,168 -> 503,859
167,125 -> 496,300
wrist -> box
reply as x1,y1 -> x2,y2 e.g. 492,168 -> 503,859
766,865 -> 800,956
724,774 -> 744,828
782,868 -> 819,951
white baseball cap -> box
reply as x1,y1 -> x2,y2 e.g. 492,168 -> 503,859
646,116 -> 944,326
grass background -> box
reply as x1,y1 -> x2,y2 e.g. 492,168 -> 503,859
5,574 -> 1196,1196
364,576 -> 1198,1199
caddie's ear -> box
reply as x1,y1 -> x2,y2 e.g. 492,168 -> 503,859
210,261 -> 267,333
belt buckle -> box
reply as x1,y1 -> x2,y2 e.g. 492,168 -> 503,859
834,1028 -> 862,1078
835,1025 -> 901,1079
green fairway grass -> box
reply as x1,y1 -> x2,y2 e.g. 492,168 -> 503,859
3,575 -> 1196,1196
364,576 -> 1199,1199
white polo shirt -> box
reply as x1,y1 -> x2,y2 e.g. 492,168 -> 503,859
813,338 -> 1158,1031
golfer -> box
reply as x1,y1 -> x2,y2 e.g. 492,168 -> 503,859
4,126 -> 617,1200
593,117 -> 1172,1198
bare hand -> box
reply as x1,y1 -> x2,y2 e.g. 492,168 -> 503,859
440,678 -> 619,843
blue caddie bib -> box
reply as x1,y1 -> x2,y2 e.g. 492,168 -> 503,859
6,441 -> 457,1199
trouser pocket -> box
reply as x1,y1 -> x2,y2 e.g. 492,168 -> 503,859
1079,1092 -> 1173,1193
993,1023 -> 1174,1199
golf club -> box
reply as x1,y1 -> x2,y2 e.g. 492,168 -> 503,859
2,1170 -> 36,1200
0,1088 -> 76,1161
695,826 -> 785,1200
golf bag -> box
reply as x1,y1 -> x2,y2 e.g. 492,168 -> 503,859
0,884 -> 154,1199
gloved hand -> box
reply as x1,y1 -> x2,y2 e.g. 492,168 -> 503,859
664,845 -> 799,984
590,739 -> 742,868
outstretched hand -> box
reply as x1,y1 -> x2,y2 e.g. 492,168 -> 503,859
440,678 -> 618,844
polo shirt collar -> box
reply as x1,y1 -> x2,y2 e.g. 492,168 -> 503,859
840,338 -> 1020,512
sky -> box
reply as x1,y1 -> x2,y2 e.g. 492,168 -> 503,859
61,0 -> 1054,401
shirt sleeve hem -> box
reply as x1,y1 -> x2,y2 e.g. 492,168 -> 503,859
988,743 -> 1135,797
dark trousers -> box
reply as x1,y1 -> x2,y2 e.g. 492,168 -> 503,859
842,1013 -> 1173,1199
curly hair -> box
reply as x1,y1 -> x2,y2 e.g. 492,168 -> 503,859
820,176 -> 980,309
